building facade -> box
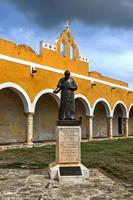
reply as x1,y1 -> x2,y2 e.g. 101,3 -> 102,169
0,27 -> 133,144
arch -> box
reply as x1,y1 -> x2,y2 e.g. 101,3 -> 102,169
112,101 -> 128,118
60,41 -> 66,57
0,82 -> 31,112
128,103 -> 133,136
33,91 -> 59,142
92,98 -> 112,117
70,44 -> 75,59
32,89 -> 60,113
128,103 -> 133,117
0,87 -> 27,143
75,94 -> 91,116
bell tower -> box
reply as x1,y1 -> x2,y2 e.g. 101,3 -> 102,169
56,23 -> 80,61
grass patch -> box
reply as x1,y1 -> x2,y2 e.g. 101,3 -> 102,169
81,138 -> 133,183
0,145 -> 55,169
0,139 -> 133,183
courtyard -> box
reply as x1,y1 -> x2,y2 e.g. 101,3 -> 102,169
0,138 -> 133,199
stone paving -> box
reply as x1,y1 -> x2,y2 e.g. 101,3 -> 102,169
0,168 -> 132,200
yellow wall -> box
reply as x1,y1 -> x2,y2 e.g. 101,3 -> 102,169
0,27 -> 133,112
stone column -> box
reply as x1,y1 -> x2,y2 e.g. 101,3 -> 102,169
88,116 -> 93,141
27,113 -> 34,144
123,118 -> 129,137
107,117 -> 113,139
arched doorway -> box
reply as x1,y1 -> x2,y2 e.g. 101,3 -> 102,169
33,93 -> 59,142
75,99 -> 88,139
128,105 -> 133,136
93,101 -> 110,138
113,103 -> 127,136
0,88 -> 27,144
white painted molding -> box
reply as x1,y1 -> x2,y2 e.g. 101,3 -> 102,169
32,88 -> 60,113
128,103 -> 133,116
40,41 -> 57,52
0,82 -> 31,113
79,56 -> 88,63
0,82 -> 130,118
0,53 -> 132,91
112,100 -> 128,118
92,98 -> 112,117
75,94 -> 92,116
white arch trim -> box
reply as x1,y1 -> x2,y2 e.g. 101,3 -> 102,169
0,82 -> 31,113
92,98 -> 112,117
128,103 -> 133,117
112,100 -> 128,118
32,88 -> 60,113
75,94 -> 92,116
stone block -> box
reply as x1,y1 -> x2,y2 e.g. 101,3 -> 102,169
49,125 -> 89,183
56,126 -> 81,164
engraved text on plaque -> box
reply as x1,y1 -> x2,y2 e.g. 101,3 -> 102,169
56,127 -> 81,164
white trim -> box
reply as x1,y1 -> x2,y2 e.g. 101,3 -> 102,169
0,82 -> 31,112
40,41 -> 57,52
75,94 -> 92,116
0,53 -> 132,91
92,98 -> 112,117
128,103 -> 133,117
79,56 -> 88,63
112,100 -> 128,118
32,89 -> 60,113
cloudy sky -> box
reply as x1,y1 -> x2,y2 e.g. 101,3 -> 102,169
0,0 -> 133,87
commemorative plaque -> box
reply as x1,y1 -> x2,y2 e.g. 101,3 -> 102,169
56,127 -> 80,164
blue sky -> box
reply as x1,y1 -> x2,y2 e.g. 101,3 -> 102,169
1,0 -> 133,87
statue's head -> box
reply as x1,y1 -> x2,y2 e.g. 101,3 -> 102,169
64,70 -> 70,80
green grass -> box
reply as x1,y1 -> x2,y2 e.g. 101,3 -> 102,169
0,138 -> 133,184
81,139 -> 133,184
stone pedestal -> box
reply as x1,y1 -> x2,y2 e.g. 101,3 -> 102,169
49,126 -> 89,183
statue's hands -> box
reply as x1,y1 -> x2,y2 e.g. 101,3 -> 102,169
53,87 -> 61,94
53,90 -> 56,94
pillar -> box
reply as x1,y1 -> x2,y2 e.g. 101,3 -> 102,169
27,113 -> 34,144
123,118 -> 129,137
88,116 -> 93,141
107,117 -> 113,139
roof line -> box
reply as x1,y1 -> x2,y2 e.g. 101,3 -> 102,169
0,53 -> 132,91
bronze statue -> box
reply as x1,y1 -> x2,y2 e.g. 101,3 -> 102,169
53,70 -> 77,120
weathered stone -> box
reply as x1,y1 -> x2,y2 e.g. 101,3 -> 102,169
56,126 -> 81,164
0,168 -> 132,200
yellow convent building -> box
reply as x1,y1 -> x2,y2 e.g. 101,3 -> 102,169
0,26 -> 133,144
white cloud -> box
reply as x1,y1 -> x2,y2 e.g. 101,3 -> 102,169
74,24 -> 133,87
0,26 -> 42,53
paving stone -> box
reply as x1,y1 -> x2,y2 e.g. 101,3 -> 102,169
0,168 -> 132,200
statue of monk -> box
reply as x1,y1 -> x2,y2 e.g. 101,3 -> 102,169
53,70 -> 77,120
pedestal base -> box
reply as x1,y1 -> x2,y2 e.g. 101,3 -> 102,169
57,119 -> 81,126
49,125 -> 89,183
49,162 -> 89,183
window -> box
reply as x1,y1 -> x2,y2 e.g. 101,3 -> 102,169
60,42 -> 66,57
70,45 -> 75,59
